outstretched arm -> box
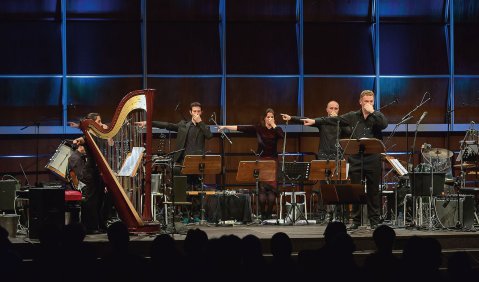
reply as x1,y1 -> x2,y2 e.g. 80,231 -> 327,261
218,125 -> 238,132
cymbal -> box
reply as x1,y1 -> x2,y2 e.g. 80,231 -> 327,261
422,148 -> 453,159
453,163 -> 477,169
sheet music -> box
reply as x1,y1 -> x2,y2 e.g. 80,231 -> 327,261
389,158 -> 408,176
118,147 -> 145,177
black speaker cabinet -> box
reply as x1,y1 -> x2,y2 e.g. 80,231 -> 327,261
29,188 -> 65,239
173,176 -> 188,202
410,172 -> 445,196
0,180 -> 18,211
435,195 -> 475,229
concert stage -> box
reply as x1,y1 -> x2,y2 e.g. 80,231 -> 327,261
9,223 -> 479,269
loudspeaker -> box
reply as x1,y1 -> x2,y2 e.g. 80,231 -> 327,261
173,176 -> 188,202
0,180 -> 18,211
435,195 -> 475,229
410,172 -> 445,196
29,188 -> 65,239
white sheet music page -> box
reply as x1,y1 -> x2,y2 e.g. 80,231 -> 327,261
118,147 -> 145,177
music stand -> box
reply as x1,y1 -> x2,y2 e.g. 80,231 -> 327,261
309,160 -> 348,222
236,160 -> 277,224
309,160 -> 348,182
340,138 -> 386,226
181,155 -> 222,224
280,162 -> 311,225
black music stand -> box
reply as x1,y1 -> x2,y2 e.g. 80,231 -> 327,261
236,160 -> 277,224
181,155 -> 222,225
340,138 -> 386,226
280,162 -> 311,225
309,160 -> 348,222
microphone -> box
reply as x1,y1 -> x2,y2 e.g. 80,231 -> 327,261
397,115 -> 414,126
175,103 -> 180,112
416,111 -> 428,125
209,112 -> 216,121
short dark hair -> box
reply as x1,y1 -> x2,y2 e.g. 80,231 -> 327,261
86,112 -> 100,120
190,102 -> 202,110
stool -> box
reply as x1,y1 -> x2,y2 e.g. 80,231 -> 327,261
280,191 -> 307,220
151,192 -> 164,222
65,190 -> 83,225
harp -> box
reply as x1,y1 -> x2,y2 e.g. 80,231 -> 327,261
79,89 -> 159,232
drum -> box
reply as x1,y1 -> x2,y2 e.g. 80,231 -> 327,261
45,142 -> 73,181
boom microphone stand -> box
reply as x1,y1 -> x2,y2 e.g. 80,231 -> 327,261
21,122 -> 41,187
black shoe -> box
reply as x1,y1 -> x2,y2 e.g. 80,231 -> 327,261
348,223 -> 360,230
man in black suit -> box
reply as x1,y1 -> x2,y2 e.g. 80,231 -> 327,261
138,101 -> 213,176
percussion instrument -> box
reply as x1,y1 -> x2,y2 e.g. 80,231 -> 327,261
45,141 -> 73,181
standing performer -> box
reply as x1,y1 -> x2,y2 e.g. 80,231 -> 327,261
69,113 -> 108,234
281,101 -> 346,222
281,100 -> 342,160
303,90 -> 388,229
136,102 -> 213,187
136,102 -> 213,220
218,108 -> 284,220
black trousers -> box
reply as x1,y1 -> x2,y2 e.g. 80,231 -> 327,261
349,163 -> 381,225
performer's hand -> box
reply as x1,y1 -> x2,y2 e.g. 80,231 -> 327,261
269,119 -> 277,128
68,121 -> 79,128
329,111 -> 338,117
102,124 -> 109,130
364,103 -> 374,114
192,114 -> 202,124
301,118 -> 316,126
281,114 -> 291,121
134,121 -> 146,128
218,126 -> 226,132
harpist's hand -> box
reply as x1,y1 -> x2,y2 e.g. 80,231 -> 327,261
301,118 -> 316,126
218,126 -> 226,132
135,121 -> 146,128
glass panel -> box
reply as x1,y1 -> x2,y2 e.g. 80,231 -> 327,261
379,77 -> 449,124
304,23 -> 374,74
227,0 -> 296,22
147,0 -> 219,21
147,77 -> 221,122
454,77 -> 479,124
379,0 -> 446,23
147,22 -> 221,74
304,0 -> 371,23
66,77 -> 142,123
0,78 -> 62,126
67,21 -> 142,74
227,23 -> 298,74
454,23 -> 479,74
380,24 -> 448,75
0,22 -> 61,74
304,77 -> 375,117
226,78 -> 298,124
66,0 -> 140,20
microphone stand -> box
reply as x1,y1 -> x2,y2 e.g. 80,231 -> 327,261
209,114 -> 230,193
378,99 -> 398,111
384,115 -> 414,148
21,121 -> 41,187
210,115 -> 232,145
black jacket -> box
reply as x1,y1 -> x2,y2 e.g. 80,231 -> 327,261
152,120 -> 213,163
